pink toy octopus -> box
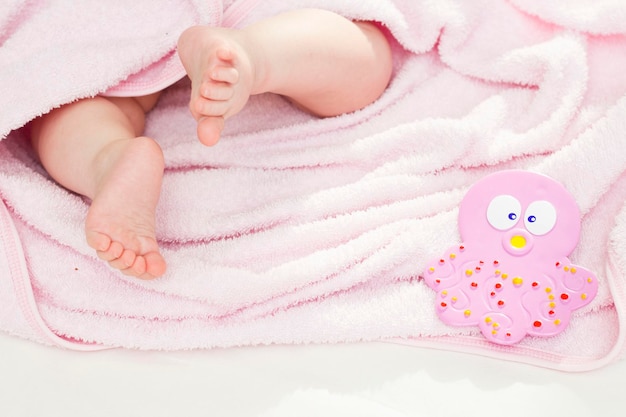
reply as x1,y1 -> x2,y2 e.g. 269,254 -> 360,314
423,170 -> 598,345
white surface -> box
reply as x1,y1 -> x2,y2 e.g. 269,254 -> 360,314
0,332 -> 624,417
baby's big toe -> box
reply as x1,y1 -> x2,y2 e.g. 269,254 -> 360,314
197,116 -> 224,146
143,252 -> 167,278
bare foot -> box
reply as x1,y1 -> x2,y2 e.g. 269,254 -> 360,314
85,136 -> 166,279
177,26 -> 257,146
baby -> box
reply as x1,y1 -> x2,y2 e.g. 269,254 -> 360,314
29,9 -> 393,279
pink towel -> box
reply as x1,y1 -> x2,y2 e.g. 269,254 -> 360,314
1,0 -> 626,371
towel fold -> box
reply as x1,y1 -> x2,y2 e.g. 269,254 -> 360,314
1,0 -> 626,371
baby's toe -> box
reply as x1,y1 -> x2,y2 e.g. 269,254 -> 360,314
108,248 -> 137,270
210,65 -> 239,84
119,255 -> 148,278
197,116 -> 225,146
96,240 -> 124,262
144,252 -> 167,278
86,230 -> 112,252
201,81 -> 234,101
192,96 -> 230,118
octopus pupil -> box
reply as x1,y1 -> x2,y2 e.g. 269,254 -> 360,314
508,213 -> 517,220
528,215 -> 537,223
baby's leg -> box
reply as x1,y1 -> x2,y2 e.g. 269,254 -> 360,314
30,94 -> 166,279
177,8 -> 393,146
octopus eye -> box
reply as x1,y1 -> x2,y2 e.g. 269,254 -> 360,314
487,195 -> 521,231
525,201 -> 557,236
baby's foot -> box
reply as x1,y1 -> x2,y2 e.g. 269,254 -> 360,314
85,136 -> 166,279
177,26 -> 256,146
